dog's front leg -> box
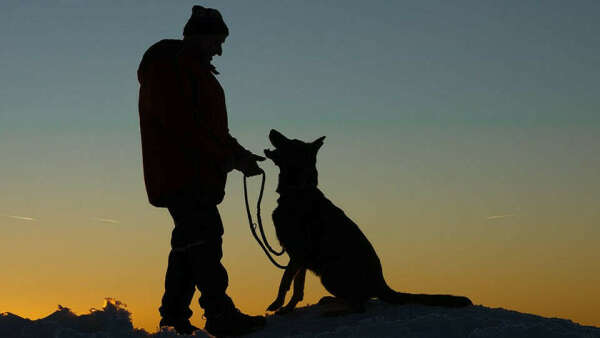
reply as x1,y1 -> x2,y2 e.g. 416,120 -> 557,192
267,260 -> 301,312
276,268 -> 306,314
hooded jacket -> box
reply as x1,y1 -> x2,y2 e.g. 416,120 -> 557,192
137,39 -> 250,207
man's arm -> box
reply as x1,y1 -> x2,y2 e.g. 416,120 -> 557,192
225,134 -> 265,176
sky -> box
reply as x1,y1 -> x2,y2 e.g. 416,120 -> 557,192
1,0 -> 599,331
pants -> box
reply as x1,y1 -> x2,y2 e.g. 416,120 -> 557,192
159,198 -> 230,320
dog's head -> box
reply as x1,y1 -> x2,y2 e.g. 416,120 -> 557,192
264,129 -> 325,191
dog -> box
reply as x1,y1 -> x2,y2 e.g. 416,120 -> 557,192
263,129 -> 472,315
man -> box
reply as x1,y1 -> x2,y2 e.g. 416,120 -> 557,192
137,6 -> 266,336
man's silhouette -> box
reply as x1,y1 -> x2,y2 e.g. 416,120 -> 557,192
137,6 -> 266,336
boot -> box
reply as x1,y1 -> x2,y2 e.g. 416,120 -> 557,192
159,317 -> 199,335
204,298 -> 266,336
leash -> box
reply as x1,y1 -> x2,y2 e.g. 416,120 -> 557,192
243,171 -> 287,269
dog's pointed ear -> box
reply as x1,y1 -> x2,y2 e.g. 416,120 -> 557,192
312,136 -> 326,151
269,129 -> 289,149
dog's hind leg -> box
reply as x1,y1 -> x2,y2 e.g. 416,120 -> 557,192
267,260 -> 301,312
318,263 -> 368,316
276,268 -> 306,315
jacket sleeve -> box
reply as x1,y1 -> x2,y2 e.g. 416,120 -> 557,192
188,70 -> 254,171
226,134 -> 254,170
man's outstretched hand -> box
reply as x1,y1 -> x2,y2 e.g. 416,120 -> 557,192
239,153 -> 265,177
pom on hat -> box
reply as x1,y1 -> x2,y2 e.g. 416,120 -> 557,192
183,5 -> 229,37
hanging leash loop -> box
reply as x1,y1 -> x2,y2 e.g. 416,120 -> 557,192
243,171 -> 287,269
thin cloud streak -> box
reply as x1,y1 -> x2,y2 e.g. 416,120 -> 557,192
1,214 -> 37,221
9,215 -> 36,221
92,217 -> 120,224
4,215 -> 36,222
487,214 -> 518,220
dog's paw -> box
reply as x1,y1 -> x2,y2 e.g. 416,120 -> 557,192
267,298 -> 284,312
275,306 -> 294,315
317,296 -> 338,305
276,300 -> 299,315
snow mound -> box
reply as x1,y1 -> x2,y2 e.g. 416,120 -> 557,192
1,298 -> 599,338
250,300 -> 600,338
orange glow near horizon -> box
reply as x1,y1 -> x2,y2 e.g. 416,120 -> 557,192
2,195 -> 599,332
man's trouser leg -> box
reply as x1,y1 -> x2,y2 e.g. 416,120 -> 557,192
159,202 -> 229,320
159,250 -> 195,321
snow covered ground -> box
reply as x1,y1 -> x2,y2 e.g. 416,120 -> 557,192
1,298 -> 599,338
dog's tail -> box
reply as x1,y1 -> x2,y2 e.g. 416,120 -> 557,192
378,283 -> 472,307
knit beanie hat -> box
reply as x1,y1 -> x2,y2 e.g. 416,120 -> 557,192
183,5 -> 229,37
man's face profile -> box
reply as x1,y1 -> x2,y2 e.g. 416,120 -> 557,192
184,34 -> 227,60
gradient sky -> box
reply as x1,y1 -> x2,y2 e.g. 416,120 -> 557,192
1,0 -> 599,331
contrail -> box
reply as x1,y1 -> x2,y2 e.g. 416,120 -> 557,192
487,214 -> 517,220
92,217 -> 120,224
1,214 -> 36,221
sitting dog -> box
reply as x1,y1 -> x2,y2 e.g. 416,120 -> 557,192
264,129 -> 472,315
